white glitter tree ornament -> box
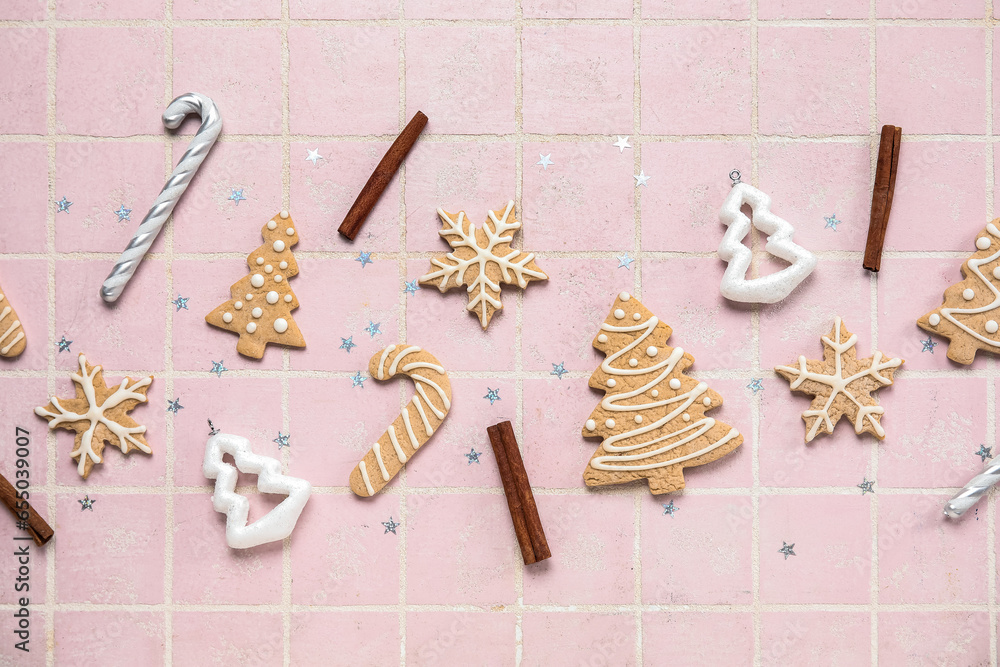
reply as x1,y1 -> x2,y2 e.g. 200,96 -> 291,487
717,170 -> 817,304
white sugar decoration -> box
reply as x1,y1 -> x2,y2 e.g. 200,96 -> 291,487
718,181 -> 817,304
203,431 -> 311,549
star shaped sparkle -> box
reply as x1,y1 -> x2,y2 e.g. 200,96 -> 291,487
746,378 -> 764,394
613,136 -> 632,152
404,279 -> 421,296
356,251 -> 373,268
662,500 -> 678,517
484,387 -> 501,405
172,295 -> 189,311
634,170 -> 650,187
228,188 -> 246,205
274,432 -> 290,449
779,542 -> 796,560
364,321 -> 382,338
921,337 -> 938,353
536,153 -> 554,170
209,360 -> 228,378
616,253 -> 635,269
382,516 -> 400,534
340,336 -> 356,353
56,336 -> 72,353
305,148 -> 323,165
976,444 -> 993,462
857,478 -> 875,495
166,398 -> 183,414
78,495 -> 95,511
465,448 -> 481,465
351,371 -> 367,388
550,362 -> 568,379
114,204 -> 132,222
56,197 -> 72,214
824,214 -> 841,231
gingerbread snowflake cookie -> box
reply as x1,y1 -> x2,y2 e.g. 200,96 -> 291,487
419,200 -> 547,329
775,318 -> 903,442
918,220 -> 1000,364
35,354 -> 153,478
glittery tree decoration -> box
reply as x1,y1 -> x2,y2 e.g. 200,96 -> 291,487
206,211 -> 305,359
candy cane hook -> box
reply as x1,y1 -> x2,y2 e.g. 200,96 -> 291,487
100,92 -> 222,303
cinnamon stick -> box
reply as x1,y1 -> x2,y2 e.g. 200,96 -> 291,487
0,473 -> 53,546
487,421 -> 550,564
338,110 -> 428,241
864,124 -> 902,272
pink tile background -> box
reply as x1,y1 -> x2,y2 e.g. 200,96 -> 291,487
0,6 -> 996,665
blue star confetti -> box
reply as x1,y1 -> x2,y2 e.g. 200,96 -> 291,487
78,495 -> 95,511
465,448 -> 481,465
662,500 -> 678,517
921,337 -> 938,353
382,516 -> 400,534
823,214 -> 841,231
340,336 -> 356,353
172,295 -> 189,311
114,204 -> 132,222
166,398 -> 183,414
550,362 -> 568,379
209,360 -> 228,378
616,253 -> 635,269
228,188 -> 246,205
484,387 -> 501,405
56,197 -> 72,214
404,279 -> 421,296
536,153 -> 554,170
746,378 -> 764,395
56,336 -> 72,353
274,432 -> 290,449
857,478 -> 874,495
976,444 -> 993,462
355,251 -> 373,268
364,321 -> 382,338
779,542 -> 796,560
351,371 -> 367,389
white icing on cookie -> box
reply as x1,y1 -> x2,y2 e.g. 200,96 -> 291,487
246,322 -> 257,334
222,312 -> 233,323
273,318 -> 288,334
978,236 -> 992,250
251,274 -> 264,288
266,291 -> 279,305
273,240 -> 285,253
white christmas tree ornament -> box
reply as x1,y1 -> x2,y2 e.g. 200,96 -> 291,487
717,173 -> 817,304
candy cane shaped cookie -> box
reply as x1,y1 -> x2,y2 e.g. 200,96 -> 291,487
0,281 -> 25,358
349,345 -> 452,497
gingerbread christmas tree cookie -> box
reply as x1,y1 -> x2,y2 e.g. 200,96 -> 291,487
0,280 -> 25,358
775,317 -> 903,443
582,292 -> 743,494
419,200 -> 547,329
918,220 -> 1000,364
35,354 -> 153,478
206,211 -> 305,358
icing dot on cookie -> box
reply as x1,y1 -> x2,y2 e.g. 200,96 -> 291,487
251,274 -> 265,288
987,320 -> 999,334
634,415 -> 643,424
246,322 -> 257,334
646,346 -> 658,357
619,291 -> 630,302
669,378 -> 681,390
264,265 -> 273,274
702,397 -> 712,407
682,413 -> 690,422
994,267 -> 1000,280
245,294 -> 253,301
273,240 -> 286,253
585,419 -> 596,431
597,334 -> 608,343
286,227 -> 295,236
614,309 -> 625,319
274,275 -> 283,283
266,291 -> 279,305
279,261 -> 288,270
279,211 -> 289,219
252,307 -> 262,318
267,220 -> 277,230
605,419 -> 616,429
606,378 -> 616,388
273,318 -> 288,334
633,313 -> 641,321
284,295 -> 293,303
928,313 -> 940,326
222,312 -> 233,323
629,358 -> 638,367
651,389 -> 659,398
256,257 -> 264,265
978,236 -> 992,250
963,288 -> 975,300
234,301 -> 243,310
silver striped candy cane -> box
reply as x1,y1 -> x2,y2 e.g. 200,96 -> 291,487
944,458 -> 1000,518
100,92 -> 222,303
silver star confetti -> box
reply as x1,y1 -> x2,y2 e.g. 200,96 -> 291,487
56,336 -> 72,353
340,336 -> 356,353
779,542 -> 796,559
166,398 -> 183,414
172,295 -> 189,311
56,197 -> 72,213
536,153 -> 554,170
550,362 -> 568,379
351,371 -> 367,388
274,432 -> 290,449
857,478 -> 874,495
634,170 -> 650,187
356,251 -> 373,268
824,214 -> 841,231
976,444 -> 993,462
613,136 -> 631,152
114,204 -> 132,222
228,188 -> 246,205
465,448 -> 481,465
484,387 -> 501,405
746,378 -> 764,394
210,360 -> 228,377
404,279 -> 421,296
662,500 -> 678,517
616,253 -> 635,269
78,495 -> 96,511
364,321 -> 382,338
305,148 -> 323,165
921,337 -> 938,353
382,516 -> 400,534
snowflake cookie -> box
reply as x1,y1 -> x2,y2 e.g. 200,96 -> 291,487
35,354 -> 153,478
775,317 -> 904,443
419,201 -> 547,329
